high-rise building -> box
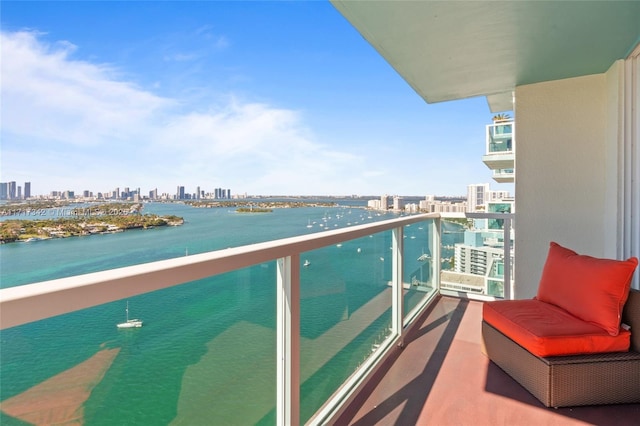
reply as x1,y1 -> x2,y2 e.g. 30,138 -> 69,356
177,186 -> 185,200
393,196 -> 404,211
8,181 -> 16,200
380,194 -> 389,211
24,182 -> 31,199
466,183 -> 490,212
0,183 -> 7,200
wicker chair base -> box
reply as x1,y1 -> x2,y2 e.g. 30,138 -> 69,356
482,321 -> 640,407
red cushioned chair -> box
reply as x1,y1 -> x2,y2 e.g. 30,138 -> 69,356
482,242 -> 640,407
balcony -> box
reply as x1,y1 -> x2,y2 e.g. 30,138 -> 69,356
335,296 -> 640,425
482,121 -> 515,172
5,212 -> 634,425
491,168 -> 515,183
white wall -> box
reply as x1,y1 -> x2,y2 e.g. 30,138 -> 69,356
514,73 -> 614,298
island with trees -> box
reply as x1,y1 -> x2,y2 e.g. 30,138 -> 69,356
0,202 -> 183,244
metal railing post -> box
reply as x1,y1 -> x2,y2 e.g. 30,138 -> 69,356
503,218 -> 512,300
392,226 -> 404,345
277,255 -> 300,426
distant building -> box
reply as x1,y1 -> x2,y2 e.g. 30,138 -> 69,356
177,186 -> 185,200
367,199 -> 381,209
393,196 -> 404,211
24,182 -> 31,199
467,183 -> 512,212
8,181 -> 16,200
466,183 -> 490,211
404,203 -> 419,213
419,197 -> 467,213
380,194 -> 389,210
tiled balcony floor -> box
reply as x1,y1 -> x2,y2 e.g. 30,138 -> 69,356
336,296 -> 640,425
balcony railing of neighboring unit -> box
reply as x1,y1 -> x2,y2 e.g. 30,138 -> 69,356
440,212 -> 514,300
486,121 -> 514,154
0,213 -> 443,426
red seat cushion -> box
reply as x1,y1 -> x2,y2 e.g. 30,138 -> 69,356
483,299 -> 631,357
536,242 -> 638,335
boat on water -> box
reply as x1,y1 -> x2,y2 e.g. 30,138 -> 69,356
303,259 -> 311,267
117,302 -> 143,328
418,253 -> 431,261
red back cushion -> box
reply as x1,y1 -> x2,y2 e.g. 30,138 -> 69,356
536,242 -> 638,335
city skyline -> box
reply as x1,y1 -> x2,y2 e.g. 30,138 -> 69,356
0,179 -> 235,201
1,2 -> 510,196
1,178 -> 510,203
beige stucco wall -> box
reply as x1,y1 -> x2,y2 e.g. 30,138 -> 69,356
514,72 -> 617,298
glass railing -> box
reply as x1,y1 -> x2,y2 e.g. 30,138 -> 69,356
0,213 -> 441,426
439,212 -> 514,300
486,122 -> 514,154
487,140 -> 513,154
492,168 -> 514,179
402,220 -> 438,319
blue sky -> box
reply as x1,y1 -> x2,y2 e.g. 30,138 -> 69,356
1,1 -> 509,197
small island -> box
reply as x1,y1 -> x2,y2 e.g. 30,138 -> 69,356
235,207 -> 272,213
0,202 -> 183,244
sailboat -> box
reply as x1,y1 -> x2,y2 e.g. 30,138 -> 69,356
116,301 -> 143,328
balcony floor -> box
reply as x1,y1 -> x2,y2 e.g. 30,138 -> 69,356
336,296 -> 640,425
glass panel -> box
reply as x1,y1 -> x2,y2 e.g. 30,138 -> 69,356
488,123 -> 514,153
440,215 -> 514,298
487,280 -> 504,297
0,266 -> 277,426
439,218 -> 470,292
299,231 -> 392,424
403,219 -> 437,316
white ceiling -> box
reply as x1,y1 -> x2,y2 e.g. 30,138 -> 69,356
331,1 -> 640,112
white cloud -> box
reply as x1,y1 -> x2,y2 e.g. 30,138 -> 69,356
1,31 -> 172,148
0,30 -> 368,195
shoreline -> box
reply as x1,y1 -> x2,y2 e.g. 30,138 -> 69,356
0,214 -> 184,244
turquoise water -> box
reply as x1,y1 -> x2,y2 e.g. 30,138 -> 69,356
0,202 -> 458,425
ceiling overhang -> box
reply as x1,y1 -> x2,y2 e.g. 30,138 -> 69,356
331,1 -> 640,112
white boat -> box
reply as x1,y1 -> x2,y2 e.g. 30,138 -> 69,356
303,259 -> 311,267
117,302 -> 143,328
